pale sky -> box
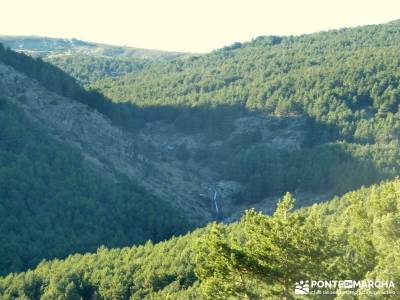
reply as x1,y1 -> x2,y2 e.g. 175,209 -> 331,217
2,0 -> 400,53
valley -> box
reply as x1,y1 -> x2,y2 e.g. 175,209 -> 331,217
0,19 -> 400,299
0,60 -> 314,225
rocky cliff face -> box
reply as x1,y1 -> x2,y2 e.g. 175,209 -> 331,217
0,62 -> 215,224
0,62 -> 308,224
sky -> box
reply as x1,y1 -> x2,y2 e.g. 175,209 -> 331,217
1,0 -> 400,53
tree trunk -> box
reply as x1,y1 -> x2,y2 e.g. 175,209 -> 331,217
283,276 -> 290,300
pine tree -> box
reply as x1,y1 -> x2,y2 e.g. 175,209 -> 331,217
196,193 -> 343,299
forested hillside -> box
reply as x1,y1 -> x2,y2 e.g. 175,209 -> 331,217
0,48 -> 191,275
46,55 -> 147,84
90,20 -> 400,144
0,100 -> 190,275
1,178 -> 398,299
0,45 -> 222,225
84,21 -> 400,202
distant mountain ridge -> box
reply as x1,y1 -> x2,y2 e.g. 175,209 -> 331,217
0,36 -> 194,84
0,35 -> 190,60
